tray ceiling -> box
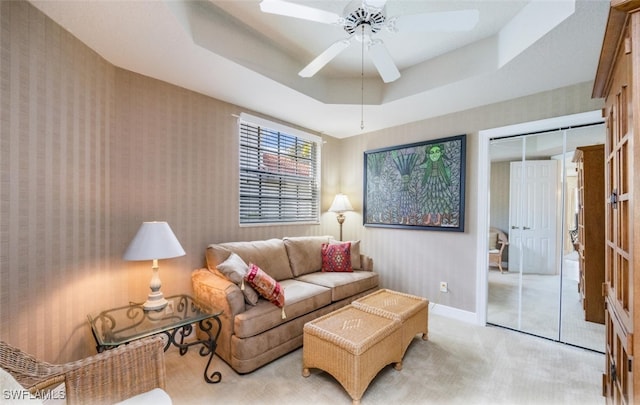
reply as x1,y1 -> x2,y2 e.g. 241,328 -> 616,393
30,0 -> 610,137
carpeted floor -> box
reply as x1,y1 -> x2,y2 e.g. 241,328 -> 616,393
164,312 -> 604,404
487,254 -> 604,353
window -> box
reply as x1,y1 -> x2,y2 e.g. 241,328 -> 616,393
238,113 -> 321,225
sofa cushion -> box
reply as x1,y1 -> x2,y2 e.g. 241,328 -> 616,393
296,271 -> 379,302
234,279 -> 331,339
205,244 -> 232,271
284,236 -> 331,277
330,239 -> 361,269
221,239 -> 294,281
245,263 -> 285,309
216,253 -> 259,306
321,242 -> 352,272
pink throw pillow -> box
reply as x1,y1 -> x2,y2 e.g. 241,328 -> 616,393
321,242 -> 352,272
244,263 -> 285,308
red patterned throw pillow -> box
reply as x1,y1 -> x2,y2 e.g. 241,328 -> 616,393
245,263 -> 286,317
321,242 -> 352,272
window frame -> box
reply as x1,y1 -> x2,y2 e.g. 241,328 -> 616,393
238,112 -> 321,226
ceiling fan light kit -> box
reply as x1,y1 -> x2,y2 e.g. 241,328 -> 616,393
259,0 -> 479,83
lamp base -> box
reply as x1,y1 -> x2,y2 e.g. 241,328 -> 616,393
336,213 -> 345,241
143,292 -> 168,311
144,260 -> 168,311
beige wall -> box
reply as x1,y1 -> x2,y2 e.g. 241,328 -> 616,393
0,0 -> 603,362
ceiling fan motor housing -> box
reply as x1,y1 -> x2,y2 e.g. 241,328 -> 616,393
343,6 -> 386,35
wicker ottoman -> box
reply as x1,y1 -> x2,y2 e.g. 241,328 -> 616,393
302,305 -> 403,405
353,289 -> 429,357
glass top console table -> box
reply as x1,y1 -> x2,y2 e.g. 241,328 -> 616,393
88,294 -> 223,383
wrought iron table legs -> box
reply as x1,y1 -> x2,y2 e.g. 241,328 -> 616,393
164,316 -> 223,384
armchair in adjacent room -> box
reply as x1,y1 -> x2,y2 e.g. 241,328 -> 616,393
488,227 -> 509,273
0,334 -> 170,404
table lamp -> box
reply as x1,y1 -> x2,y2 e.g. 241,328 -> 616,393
328,193 -> 353,241
123,221 -> 185,311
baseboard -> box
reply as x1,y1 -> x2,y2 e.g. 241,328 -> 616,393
429,303 -> 479,325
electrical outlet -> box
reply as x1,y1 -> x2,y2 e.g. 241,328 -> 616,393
439,282 -> 448,293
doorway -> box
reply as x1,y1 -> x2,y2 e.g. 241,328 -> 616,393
478,112 -> 605,352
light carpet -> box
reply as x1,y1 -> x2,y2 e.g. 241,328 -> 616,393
164,312 -> 604,404
487,258 -> 604,352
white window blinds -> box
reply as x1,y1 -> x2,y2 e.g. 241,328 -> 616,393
239,113 -> 320,225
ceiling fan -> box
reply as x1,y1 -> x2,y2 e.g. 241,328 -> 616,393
259,0 -> 479,83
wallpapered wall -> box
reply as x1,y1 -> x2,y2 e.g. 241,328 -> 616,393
0,1 -> 340,362
1,0 -> 603,363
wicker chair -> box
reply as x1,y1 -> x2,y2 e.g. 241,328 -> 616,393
0,335 -> 168,404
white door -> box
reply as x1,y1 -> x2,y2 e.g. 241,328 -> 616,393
509,160 -> 559,274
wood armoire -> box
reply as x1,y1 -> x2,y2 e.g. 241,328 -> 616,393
593,1 -> 640,403
573,145 -> 605,324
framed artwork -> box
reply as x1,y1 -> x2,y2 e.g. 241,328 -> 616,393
363,134 -> 466,231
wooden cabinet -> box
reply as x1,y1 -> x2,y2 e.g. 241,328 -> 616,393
573,145 -> 605,324
593,2 -> 640,403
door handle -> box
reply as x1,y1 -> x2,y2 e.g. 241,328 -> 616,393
610,189 -> 618,209
523,226 -> 531,230
511,226 -> 520,229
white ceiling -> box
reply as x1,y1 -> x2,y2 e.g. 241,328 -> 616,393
30,0 -> 610,138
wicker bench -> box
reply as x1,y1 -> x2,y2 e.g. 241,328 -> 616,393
352,289 -> 429,357
302,305 -> 403,404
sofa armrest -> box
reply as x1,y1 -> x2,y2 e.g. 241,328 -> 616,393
192,268 -> 246,319
360,254 -> 374,271
192,268 -> 246,363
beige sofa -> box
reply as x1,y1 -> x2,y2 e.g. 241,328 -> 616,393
191,236 -> 378,374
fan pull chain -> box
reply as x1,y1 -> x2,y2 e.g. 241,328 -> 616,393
360,24 -> 365,131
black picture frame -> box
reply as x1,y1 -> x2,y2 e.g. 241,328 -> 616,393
363,134 -> 466,231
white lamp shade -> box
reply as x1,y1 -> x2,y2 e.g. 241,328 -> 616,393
123,221 -> 185,261
328,193 -> 353,213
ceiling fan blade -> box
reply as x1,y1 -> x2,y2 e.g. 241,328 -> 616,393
260,0 -> 342,25
393,9 -> 479,33
299,39 -> 352,78
369,40 -> 400,83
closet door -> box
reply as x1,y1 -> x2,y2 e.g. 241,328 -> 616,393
488,126 -> 605,350
486,133 -> 562,339
560,129 -> 606,352
509,135 -> 561,340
